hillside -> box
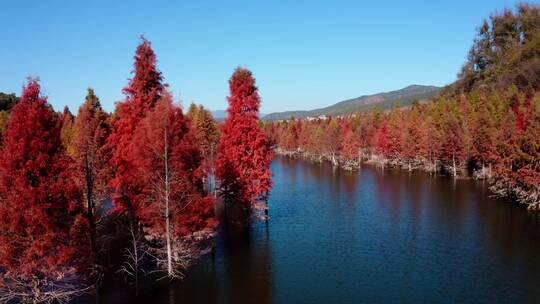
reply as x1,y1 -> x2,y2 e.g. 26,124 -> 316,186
445,3 -> 540,96
211,110 -> 227,121
263,85 -> 440,121
212,109 -> 266,121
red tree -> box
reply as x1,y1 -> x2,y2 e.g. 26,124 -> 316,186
108,37 -> 166,212
72,88 -> 111,267
186,103 -> 220,183
386,107 -> 404,160
440,102 -> 469,177
216,68 -> 273,221
322,118 -> 342,166
279,117 -> 299,151
469,96 -> 497,176
340,120 -> 360,162
0,79 -> 90,303
402,105 -> 429,171
130,95 -> 216,278
376,120 -> 390,167
60,105 -> 76,156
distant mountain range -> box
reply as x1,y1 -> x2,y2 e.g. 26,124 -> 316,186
211,109 -> 266,121
210,110 -> 228,120
263,85 -> 441,121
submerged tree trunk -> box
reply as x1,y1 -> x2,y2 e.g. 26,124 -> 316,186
331,152 -> 338,167
85,152 -> 98,256
164,129 -> 173,278
452,153 -> 457,178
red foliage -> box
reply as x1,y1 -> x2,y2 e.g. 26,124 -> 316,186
108,37 -> 166,212
0,78 -> 90,281
186,104 -> 220,178
130,96 -> 216,237
340,121 -> 359,160
440,106 -> 468,170
376,121 -> 390,158
72,88 -> 111,258
279,117 -> 299,150
216,68 -> 273,209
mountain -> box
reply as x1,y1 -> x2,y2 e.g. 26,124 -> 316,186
212,110 -> 266,121
263,85 -> 441,121
211,110 -> 228,120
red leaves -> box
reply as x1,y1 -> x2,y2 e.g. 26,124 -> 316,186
0,78 -> 90,281
267,86 -> 539,197
106,38 -> 216,264
340,121 -> 359,160
109,37 -> 167,212
216,68 -> 273,209
376,121 -> 390,157
186,103 -> 220,176
130,96 -> 215,239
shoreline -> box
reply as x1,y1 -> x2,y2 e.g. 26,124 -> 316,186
274,148 -> 540,211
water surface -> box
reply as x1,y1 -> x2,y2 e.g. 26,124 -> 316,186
89,157 -> 540,303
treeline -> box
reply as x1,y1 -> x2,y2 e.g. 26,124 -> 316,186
266,4 -> 540,210
449,2 -> 540,94
266,90 -> 540,207
0,38 -> 271,303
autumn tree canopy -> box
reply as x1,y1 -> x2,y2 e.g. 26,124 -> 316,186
216,68 -> 273,220
108,37 -> 166,212
72,88 -> 111,263
130,96 -> 216,277
0,79 -> 91,302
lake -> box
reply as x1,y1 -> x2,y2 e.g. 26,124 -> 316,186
83,156 -> 540,303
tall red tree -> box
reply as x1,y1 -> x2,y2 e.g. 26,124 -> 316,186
279,117 -> 299,151
60,105 -> 76,157
376,120 -> 390,168
186,103 -> 220,178
322,118 -> 342,166
469,96 -> 497,176
340,120 -> 359,161
402,104 -> 428,171
386,107 -> 404,160
130,95 -> 216,278
0,79 -> 90,303
72,88 -> 111,266
216,68 -> 273,221
108,37 -> 166,212
440,102 -> 469,177
340,120 -> 360,168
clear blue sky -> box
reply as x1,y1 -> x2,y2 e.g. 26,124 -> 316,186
0,0 -> 522,113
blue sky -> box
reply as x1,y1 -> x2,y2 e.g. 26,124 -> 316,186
0,0 -> 523,113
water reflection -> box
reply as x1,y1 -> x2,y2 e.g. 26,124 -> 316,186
73,156 -> 540,303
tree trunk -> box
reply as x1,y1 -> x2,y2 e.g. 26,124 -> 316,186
164,129 -> 173,278
429,149 -> 433,175
85,152 -> 98,261
452,153 -> 457,178
331,152 -> 337,167
131,224 -> 140,297
264,197 -> 269,220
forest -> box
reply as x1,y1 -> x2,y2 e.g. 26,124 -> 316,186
0,2 -> 539,304
266,3 -> 540,210
0,39 -> 271,303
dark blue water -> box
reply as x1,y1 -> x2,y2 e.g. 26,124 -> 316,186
94,156 -> 540,303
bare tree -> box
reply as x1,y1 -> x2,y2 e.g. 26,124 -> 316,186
117,223 -> 148,296
0,274 -> 91,304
